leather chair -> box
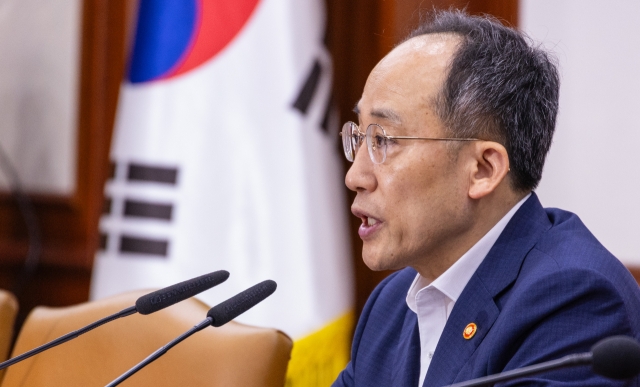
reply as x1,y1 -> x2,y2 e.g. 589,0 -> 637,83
0,290 -> 18,383
2,290 -> 292,386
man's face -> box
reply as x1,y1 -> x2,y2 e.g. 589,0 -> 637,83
346,34 -> 475,278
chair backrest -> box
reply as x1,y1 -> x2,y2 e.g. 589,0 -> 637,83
2,290 -> 292,387
0,290 -> 18,383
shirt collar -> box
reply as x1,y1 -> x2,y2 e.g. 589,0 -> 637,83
406,193 -> 531,312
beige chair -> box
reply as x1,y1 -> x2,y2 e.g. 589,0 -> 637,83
2,290 -> 292,386
0,290 -> 18,383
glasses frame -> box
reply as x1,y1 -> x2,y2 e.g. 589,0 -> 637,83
340,121 -> 480,164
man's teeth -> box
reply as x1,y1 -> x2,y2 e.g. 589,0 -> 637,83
368,217 -> 378,226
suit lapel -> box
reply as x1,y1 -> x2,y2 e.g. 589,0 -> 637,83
422,276 -> 499,387
423,193 -> 552,387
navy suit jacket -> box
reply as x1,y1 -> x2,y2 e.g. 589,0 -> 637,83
333,193 -> 640,386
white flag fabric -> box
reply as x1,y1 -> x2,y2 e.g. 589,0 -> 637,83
90,0 -> 353,384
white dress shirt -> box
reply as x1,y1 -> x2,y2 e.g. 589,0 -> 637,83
406,194 -> 530,387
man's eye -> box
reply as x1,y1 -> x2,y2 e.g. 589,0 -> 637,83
383,136 -> 399,146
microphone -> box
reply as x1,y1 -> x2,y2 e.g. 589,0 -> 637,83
207,279 -> 277,326
0,270 -> 229,371
592,335 -> 640,380
106,280 -> 277,387
135,271 -> 230,314
445,336 -> 640,387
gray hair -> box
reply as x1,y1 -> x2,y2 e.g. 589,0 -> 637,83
406,10 -> 560,192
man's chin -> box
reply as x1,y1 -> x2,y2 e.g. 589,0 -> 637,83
362,250 -> 400,272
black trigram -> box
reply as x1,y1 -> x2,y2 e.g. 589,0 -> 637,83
292,58 -> 334,133
100,162 -> 179,258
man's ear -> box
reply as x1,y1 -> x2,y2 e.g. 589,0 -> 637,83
468,141 -> 510,199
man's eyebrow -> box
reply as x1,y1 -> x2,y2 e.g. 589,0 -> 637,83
353,103 -> 360,115
370,108 -> 402,124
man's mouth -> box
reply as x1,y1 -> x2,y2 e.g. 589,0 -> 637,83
351,208 -> 383,239
365,217 -> 379,226
358,214 -> 382,239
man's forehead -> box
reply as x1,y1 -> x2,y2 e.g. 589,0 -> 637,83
403,33 -> 461,54
378,33 -> 462,70
356,34 -> 461,123
354,103 -> 402,124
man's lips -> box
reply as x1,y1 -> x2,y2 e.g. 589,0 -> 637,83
352,208 -> 383,239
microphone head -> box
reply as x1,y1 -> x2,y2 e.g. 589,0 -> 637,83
207,280 -> 277,327
135,270 -> 230,315
591,335 -> 640,380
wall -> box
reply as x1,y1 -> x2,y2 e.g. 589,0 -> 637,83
0,0 -> 81,195
0,0 -> 128,327
520,0 -> 640,266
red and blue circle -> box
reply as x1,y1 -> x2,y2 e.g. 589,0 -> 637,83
129,0 -> 260,83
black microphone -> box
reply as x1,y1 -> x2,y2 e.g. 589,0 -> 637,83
106,280 -> 277,387
207,279 -> 277,326
135,271 -> 230,314
591,335 -> 640,380
444,336 -> 640,387
0,270 -> 229,371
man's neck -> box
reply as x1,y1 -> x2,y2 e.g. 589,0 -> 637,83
415,189 -> 530,281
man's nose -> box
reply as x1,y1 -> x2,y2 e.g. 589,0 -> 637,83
345,146 -> 377,193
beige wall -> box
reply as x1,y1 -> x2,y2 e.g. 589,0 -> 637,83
521,0 -> 640,265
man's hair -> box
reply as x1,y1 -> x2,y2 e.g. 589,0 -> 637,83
406,10 -> 559,192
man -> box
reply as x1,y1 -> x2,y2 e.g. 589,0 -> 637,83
333,10 -> 640,387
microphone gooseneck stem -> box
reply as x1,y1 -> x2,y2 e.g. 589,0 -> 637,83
0,305 -> 137,371
105,317 -> 213,387
444,352 -> 593,387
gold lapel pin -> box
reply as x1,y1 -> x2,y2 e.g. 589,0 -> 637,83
463,323 -> 477,340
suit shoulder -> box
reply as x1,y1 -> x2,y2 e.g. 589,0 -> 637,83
520,213 -> 640,332
538,207 -> 627,271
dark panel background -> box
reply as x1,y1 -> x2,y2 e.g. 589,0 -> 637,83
0,0 -> 130,327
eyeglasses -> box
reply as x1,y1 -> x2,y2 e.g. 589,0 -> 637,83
340,121 -> 480,164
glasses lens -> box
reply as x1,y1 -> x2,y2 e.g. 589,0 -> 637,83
366,124 -> 387,164
342,122 -> 364,162
341,122 -> 355,162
